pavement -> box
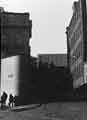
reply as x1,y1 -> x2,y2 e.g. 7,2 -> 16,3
0,104 -> 41,120
11,104 -> 40,112
0,102 -> 87,120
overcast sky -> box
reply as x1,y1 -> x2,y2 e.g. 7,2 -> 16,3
0,0 -> 76,56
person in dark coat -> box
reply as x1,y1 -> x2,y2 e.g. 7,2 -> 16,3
0,92 -> 8,109
13,95 -> 16,106
8,94 -> 14,107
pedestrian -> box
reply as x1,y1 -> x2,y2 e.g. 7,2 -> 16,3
13,95 -> 17,106
0,91 -> 8,109
8,94 -> 14,107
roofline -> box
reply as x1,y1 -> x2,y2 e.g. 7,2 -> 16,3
2,11 -> 30,16
38,53 -> 67,56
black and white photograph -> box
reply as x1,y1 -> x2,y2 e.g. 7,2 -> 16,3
0,0 -> 87,119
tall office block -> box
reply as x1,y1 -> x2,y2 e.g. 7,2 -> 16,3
66,0 -> 87,88
1,8 -> 32,58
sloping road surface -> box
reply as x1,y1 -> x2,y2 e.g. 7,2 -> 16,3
0,102 -> 87,120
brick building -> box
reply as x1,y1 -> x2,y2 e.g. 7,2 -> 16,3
66,0 -> 87,88
1,8 -> 32,58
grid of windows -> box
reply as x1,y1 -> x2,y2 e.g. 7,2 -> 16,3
70,21 -> 82,50
68,1 -> 81,39
71,41 -> 83,65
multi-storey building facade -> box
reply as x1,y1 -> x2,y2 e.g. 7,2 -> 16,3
38,54 -> 67,67
37,54 -> 72,101
0,8 -> 33,105
66,0 -> 87,88
1,8 -> 32,58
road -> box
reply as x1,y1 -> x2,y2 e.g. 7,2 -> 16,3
0,102 -> 87,120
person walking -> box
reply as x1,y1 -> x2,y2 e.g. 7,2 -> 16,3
13,95 -> 17,106
8,94 -> 14,107
0,91 -> 8,109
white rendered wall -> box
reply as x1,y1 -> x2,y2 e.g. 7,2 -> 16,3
1,56 -> 19,104
84,63 -> 87,84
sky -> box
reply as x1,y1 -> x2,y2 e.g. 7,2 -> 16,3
0,0 -> 76,57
